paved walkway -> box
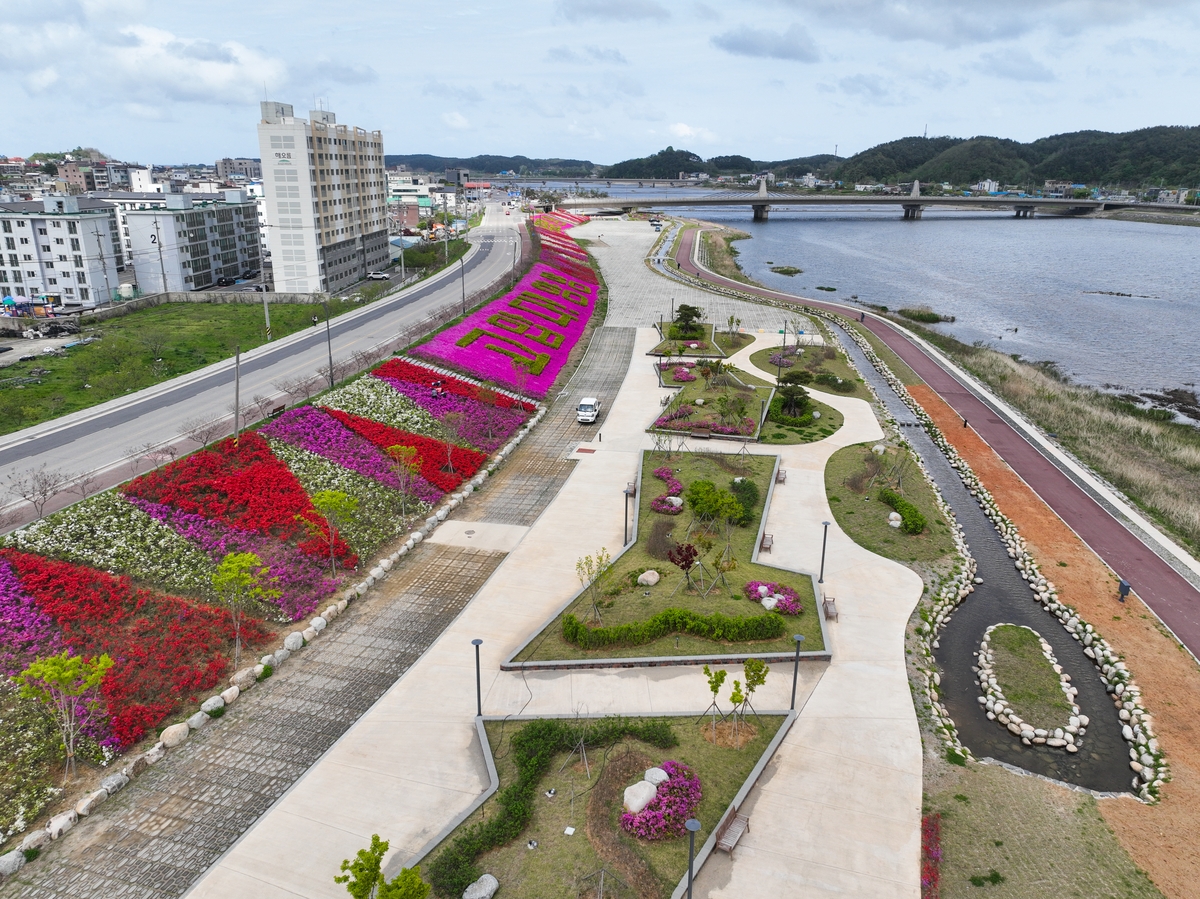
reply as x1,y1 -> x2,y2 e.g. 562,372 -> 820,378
670,225 -> 1200,661
187,220 -> 925,898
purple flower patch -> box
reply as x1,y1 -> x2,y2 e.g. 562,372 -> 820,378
0,559 -> 61,676
620,760 -> 702,840
260,407 -> 404,489
374,375 -> 528,453
743,580 -> 803,615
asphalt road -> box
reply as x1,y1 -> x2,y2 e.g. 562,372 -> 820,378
672,225 -> 1200,659
0,204 -> 524,524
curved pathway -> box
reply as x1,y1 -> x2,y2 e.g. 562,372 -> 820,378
670,226 -> 1200,661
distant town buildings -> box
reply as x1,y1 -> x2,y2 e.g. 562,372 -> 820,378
0,196 -> 122,307
216,157 -> 263,181
256,101 -> 388,294
972,179 -> 1000,193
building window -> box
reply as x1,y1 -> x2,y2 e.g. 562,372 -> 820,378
80,288 -> 88,300
52,221 -> 62,229
0,271 -> 6,282
67,221 -> 77,234
63,287 -> 74,295
0,221 -> 8,233
15,287 -> 25,296
77,271 -> 86,283
37,228 -> 46,235
48,278 -> 57,285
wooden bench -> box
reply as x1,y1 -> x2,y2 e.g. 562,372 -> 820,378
270,404 -> 286,418
715,808 -> 750,855
759,534 -> 773,553
776,469 -> 787,484
822,596 -> 839,621
692,427 -> 711,439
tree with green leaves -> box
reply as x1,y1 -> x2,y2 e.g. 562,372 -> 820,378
742,658 -> 768,723
212,552 -> 281,667
308,490 -> 360,576
335,834 -> 431,899
17,651 -> 113,782
728,679 -> 746,747
674,303 -> 704,336
701,664 -> 727,739
576,547 -> 613,623
779,369 -> 813,386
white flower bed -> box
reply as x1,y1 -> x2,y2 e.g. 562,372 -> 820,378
319,375 -> 441,435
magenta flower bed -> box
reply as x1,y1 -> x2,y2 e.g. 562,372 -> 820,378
653,413 -> 757,436
375,376 -> 527,453
672,366 -> 697,383
620,760 -> 702,840
744,580 -> 804,615
768,353 -> 794,368
658,361 -> 696,372
0,559 -> 61,676
411,254 -> 598,397
128,498 -> 338,620
260,407 -> 405,489
650,465 -> 684,515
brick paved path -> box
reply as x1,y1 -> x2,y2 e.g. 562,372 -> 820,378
1,545 -> 505,899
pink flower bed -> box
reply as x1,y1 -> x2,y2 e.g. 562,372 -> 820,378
658,361 -> 696,372
653,411 -> 757,436
620,760 -> 702,840
650,465 -> 684,514
744,580 -> 804,615
672,366 -> 697,383
260,407 -> 405,490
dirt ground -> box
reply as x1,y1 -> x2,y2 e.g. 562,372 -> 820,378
909,383 -> 1200,899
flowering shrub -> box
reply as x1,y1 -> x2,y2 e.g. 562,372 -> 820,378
261,406 -> 409,490
653,415 -> 757,436
3,492 -> 214,597
325,409 -> 487,494
768,353 -> 794,368
672,366 -> 697,383
318,376 -> 440,436
0,550 -> 269,747
659,361 -> 696,372
620,760 -> 702,840
375,376 -> 528,453
127,498 -> 335,621
650,466 -> 685,515
373,358 -> 534,411
412,220 -> 598,398
921,814 -> 941,898
743,581 -> 803,615
122,431 -> 356,568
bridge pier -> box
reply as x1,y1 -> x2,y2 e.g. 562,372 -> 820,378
1014,205 -> 1035,218
752,204 -> 770,222
902,204 -> 924,220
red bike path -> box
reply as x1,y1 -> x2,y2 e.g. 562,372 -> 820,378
673,226 -> 1200,658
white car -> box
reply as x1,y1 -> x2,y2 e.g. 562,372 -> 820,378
366,271 -> 389,281
577,397 -> 601,424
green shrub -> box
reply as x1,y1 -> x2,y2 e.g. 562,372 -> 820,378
205,706 -> 226,719
426,718 -> 676,897
561,608 -> 786,650
767,395 -> 814,428
259,664 -> 273,679
878,487 -> 927,534
814,372 -> 856,393
729,477 -> 759,525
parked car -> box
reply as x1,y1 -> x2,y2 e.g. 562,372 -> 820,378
238,285 -> 266,292
215,277 -> 236,287
366,271 -> 389,281
576,397 -> 601,424
242,268 -> 260,279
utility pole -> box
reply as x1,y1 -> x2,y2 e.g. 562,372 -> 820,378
322,301 -> 335,389
91,226 -> 113,305
153,217 -> 168,293
233,345 -> 242,445
261,292 -> 272,341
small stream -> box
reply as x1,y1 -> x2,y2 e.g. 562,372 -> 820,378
827,319 -> 1132,793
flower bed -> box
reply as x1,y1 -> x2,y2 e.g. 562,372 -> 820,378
373,358 -> 535,411
0,550 -> 267,747
411,213 -> 598,397
672,366 -> 697,383
650,465 -> 685,514
652,412 -> 757,437
261,406 -> 412,491
921,814 -> 941,899
768,353 -> 794,368
743,581 -> 804,615
326,409 -> 487,494
620,760 -> 702,840
318,375 -> 440,435
375,376 -> 528,453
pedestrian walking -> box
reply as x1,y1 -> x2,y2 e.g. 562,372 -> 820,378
311,315 -> 318,328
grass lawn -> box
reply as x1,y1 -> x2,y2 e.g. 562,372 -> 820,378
516,450 -> 822,661
747,344 -> 870,401
759,394 -> 844,446
987,625 -> 1073,730
825,443 -> 958,565
698,228 -> 754,284
429,715 -> 784,899
714,329 -> 754,354
650,322 -> 724,357
654,365 -> 771,439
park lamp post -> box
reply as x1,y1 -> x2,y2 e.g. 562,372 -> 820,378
790,634 -> 805,709
685,818 -> 702,899
818,520 -> 832,584
472,638 -> 483,717
624,482 -> 637,546
321,301 -> 335,390
458,255 -> 467,316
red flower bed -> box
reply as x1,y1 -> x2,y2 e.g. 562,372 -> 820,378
122,431 -> 355,567
0,549 -> 269,747
921,813 -> 942,899
372,358 -> 535,411
325,409 -> 487,493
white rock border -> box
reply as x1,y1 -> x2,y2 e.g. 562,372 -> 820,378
0,391 -> 549,870
975,623 -> 1084,752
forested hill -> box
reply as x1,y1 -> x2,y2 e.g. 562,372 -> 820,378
599,126 -> 1200,186
384,154 -> 595,176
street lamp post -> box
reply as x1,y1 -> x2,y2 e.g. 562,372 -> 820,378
472,638 -> 483,717
790,634 -> 805,709
819,520 -> 832,584
685,818 -> 702,899
776,320 -> 786,381
321,301 -> 335,389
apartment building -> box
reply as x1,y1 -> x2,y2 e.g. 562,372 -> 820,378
121,192 -> 261,292
89,190 -> 222,267
256,101 -> 388,294
216,157 -> 263,181
0,196 -> 122,307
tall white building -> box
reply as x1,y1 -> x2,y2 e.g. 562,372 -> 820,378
0,196 -> 122,307
256,101 -> 388,294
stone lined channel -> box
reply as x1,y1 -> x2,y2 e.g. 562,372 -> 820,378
826,319 -> 1130,793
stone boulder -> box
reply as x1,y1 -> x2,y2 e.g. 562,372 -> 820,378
761,596 -> 778,611
100,773 -> 130,795
123,755 -> 149,779
201,696 -> 225,714
302,627 -> 318,643
143,744 -> 166,766
75,789 -> 108,817
20,829 -> 50,852
637,570 -> 660,587
623,780 -> 658,814
230,667 -> 258,691
273,648 -> 291,666
665,496 -> 683,509
0,850 -> 24,877
221,685 -> 241,705
644,767 -> 669,786
310,616 -> 327,633
161,722 -> 190,748
283,631 -> 305,652
187,711 -> 209,731
462,873 -> 499,899
48,810 -> 77,840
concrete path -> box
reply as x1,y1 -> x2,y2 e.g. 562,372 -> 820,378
186,219 -> 925,899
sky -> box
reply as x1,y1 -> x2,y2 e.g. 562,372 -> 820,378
3,0 -> 1199,166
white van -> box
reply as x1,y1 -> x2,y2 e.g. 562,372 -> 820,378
577,397 -> 601,423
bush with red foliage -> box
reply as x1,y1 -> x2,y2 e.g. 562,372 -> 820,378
325,409 -> 487,494
1,549 -> 269,747
921,813 -> 942,899
122,431 -> 356,568
372,358 -> 535,411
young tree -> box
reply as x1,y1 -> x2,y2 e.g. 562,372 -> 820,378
779,369 -> 814,387
778,384 -> 811,419
386,445 -> 423,522
576,547 -> 613,623
181,415 -> 226,449
308,490 -> 360,576
17,651 -> 113,782
728,678 -> 746,747
667,542 -> 699,590
335,834 -> 432,899
701,664 -> 727,740
212,552 -> 281,667
439,411 -> 466,474
674,304 -> 704,336
6,464 -> 71,519
742,658 -> 769,723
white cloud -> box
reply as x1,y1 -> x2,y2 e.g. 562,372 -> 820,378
977,49 -> 1056,82
556,0 -> 669,22
441,111 -> 470,129
670,122 -> 718,142
712,24 -> 819,62
23,67 -> 59,94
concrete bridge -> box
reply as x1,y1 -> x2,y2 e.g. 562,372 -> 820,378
559,180 -> 1187,221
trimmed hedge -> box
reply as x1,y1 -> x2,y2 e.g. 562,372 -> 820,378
562,607 -> 786,650
729,477 -> 760,526
814,372 -> 857,393
879,487 -> 927,534
426,718 -> 676,897
767,395 -> 815,428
